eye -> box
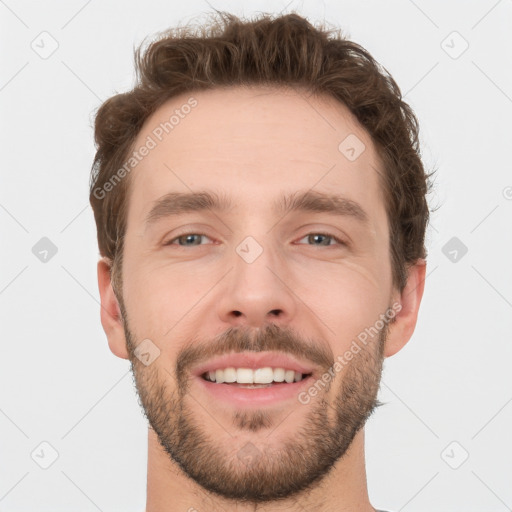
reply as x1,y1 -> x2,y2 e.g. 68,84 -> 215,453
163,233 -> 213,247
296,232 -> 346,247
163,232 -> 347,248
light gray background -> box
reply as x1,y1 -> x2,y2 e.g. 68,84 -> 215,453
1,0 -> 511,511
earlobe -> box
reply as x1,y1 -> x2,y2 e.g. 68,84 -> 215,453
97,258 -> 130,360
384,259 -> 427,358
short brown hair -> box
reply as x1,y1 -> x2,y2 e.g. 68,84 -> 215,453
89,11 -> 432,296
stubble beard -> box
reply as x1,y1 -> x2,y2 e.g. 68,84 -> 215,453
121,313 -> 387,504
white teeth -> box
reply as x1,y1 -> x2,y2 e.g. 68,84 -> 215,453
273,368 -> 285,382
254,367 -> 274,384
204,367 -> 309,384
236,368 -> 253,384
284,370 -> 295,383
223,367 -> 237,383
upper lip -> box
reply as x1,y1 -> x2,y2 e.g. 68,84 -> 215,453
192,351 -> 315,377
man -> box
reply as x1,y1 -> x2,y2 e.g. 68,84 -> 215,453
90,11 -> 430,512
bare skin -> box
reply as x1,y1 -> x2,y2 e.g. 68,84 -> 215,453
97,85 -> 426,511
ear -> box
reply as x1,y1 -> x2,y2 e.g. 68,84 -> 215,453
384,259 -> 427,358
97,258 -> 129,360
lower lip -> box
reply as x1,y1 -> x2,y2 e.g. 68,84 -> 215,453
195,375 -> 313,407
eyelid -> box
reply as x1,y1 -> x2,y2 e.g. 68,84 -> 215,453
163,232 -> 214,246
163,230 -> 349,247
160,223 -> 217,246
295,232 -> 348,246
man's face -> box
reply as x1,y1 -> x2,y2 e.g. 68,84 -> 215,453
117,86 -> 397,502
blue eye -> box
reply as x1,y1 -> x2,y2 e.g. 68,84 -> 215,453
164,233 -> 212,246
164,232 -> 346,248
296,233 -> 346,247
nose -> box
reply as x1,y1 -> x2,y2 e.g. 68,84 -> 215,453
215,240 -> 297,329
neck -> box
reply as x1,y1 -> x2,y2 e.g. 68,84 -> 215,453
145,427 -> 375,512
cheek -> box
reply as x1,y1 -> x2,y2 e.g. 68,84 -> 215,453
123,259 -> 215,334
291,258 -> 390,350
122,267 -> 169,337
300,250 -> 388,301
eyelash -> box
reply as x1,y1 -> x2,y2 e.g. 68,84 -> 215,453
163,232 -> 347,248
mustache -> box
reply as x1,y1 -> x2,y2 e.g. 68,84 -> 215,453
175,323 -> 334,383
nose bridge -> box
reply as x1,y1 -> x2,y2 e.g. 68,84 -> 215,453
216,232 -> 296,328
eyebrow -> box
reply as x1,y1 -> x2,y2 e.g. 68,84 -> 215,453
144,189 -> 369,229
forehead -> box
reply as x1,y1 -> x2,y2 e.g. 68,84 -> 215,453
126,85 -> 387,230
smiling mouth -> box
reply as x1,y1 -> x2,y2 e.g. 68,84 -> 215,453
201,367 -> 312,386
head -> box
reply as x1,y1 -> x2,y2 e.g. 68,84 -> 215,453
91,11 -> 430,504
